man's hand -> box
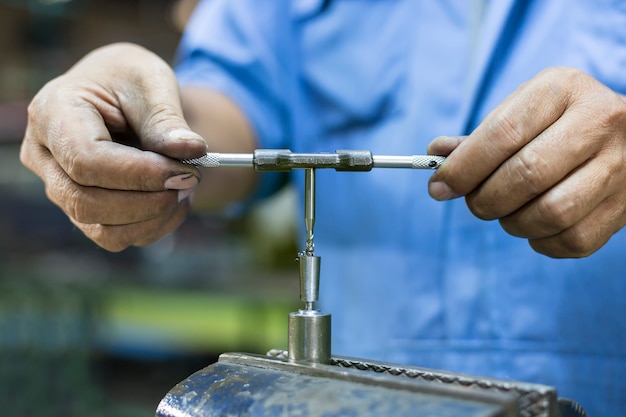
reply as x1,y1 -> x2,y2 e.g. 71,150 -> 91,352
20,43 -> 208,251
428,67 -> 626,258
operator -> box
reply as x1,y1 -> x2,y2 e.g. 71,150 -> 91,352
20,1 -> 626,415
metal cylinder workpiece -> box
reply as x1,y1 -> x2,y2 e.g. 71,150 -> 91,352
288,309 -> 331,364
299,254 -> 321,308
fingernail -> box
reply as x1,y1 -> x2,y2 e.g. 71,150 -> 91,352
429,181 -> 460,201
164,173 -> 199,190
178,187 -> 195,203
169,128 -> 204,142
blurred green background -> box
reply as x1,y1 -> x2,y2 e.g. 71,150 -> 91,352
0,1 -> 300,415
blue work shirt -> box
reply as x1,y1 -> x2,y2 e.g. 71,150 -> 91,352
175,1 -> 626,415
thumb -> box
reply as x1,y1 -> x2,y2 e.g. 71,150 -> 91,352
104,44 -> 208,159
135,103 -> 208,160
427,136 -> 468,201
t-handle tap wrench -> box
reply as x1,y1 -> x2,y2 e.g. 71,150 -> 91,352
183,149 -> 445,364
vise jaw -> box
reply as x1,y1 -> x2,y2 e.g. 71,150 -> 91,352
156,351 -> 584,417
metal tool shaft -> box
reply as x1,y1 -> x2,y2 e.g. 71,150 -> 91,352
182,150 -> 445,171
304,168 -> 315,256
301,168 -> 319,311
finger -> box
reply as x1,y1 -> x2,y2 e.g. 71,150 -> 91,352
72,197 -> 192,252
429,68 -> 572,200
498,153 -> 616,238
25,44 -> 207,192
33,144 -> 188,225
22,94 -> 200,193
427,136 -> 467,200
31,87 -> 202,192
101,45 -> 208,159
465,108 -> 594,220
426,135 -> 468,156
528,194 -> 624,258
51,184 -> 181,226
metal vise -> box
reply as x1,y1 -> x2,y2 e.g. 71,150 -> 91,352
156,351 -> 585,417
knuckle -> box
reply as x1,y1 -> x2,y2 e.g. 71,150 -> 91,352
43,180 -> 81,221
595,91 -> 626,132
60,185 -> 110,225
19,139 -> 37,172
143,103 -> 181,135
26,92 -> 47,123
558,228 -> 597,258
465,147 -> 551,222
65,189 -> 93,224
41,171 -> 104,225
487,112 -> 526,152
498,195 -> 576,240
62,146 -> 102,187
63,148 -> 89,183
531,225 -> 597,259
537,67 -> 584,89
534,193 -> 577,233
507,149 -> 548,197
532,67 -> 581,109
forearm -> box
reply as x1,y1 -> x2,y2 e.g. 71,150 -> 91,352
180,87 -> 259,211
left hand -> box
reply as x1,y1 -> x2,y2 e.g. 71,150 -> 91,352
427,67 -> 626,258
19,43 -> 207,251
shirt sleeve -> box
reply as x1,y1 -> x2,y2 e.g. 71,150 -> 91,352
174,0 -> 297,199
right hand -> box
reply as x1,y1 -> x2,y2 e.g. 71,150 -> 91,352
20,43 -> 208,252
428,67 -> 626,258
